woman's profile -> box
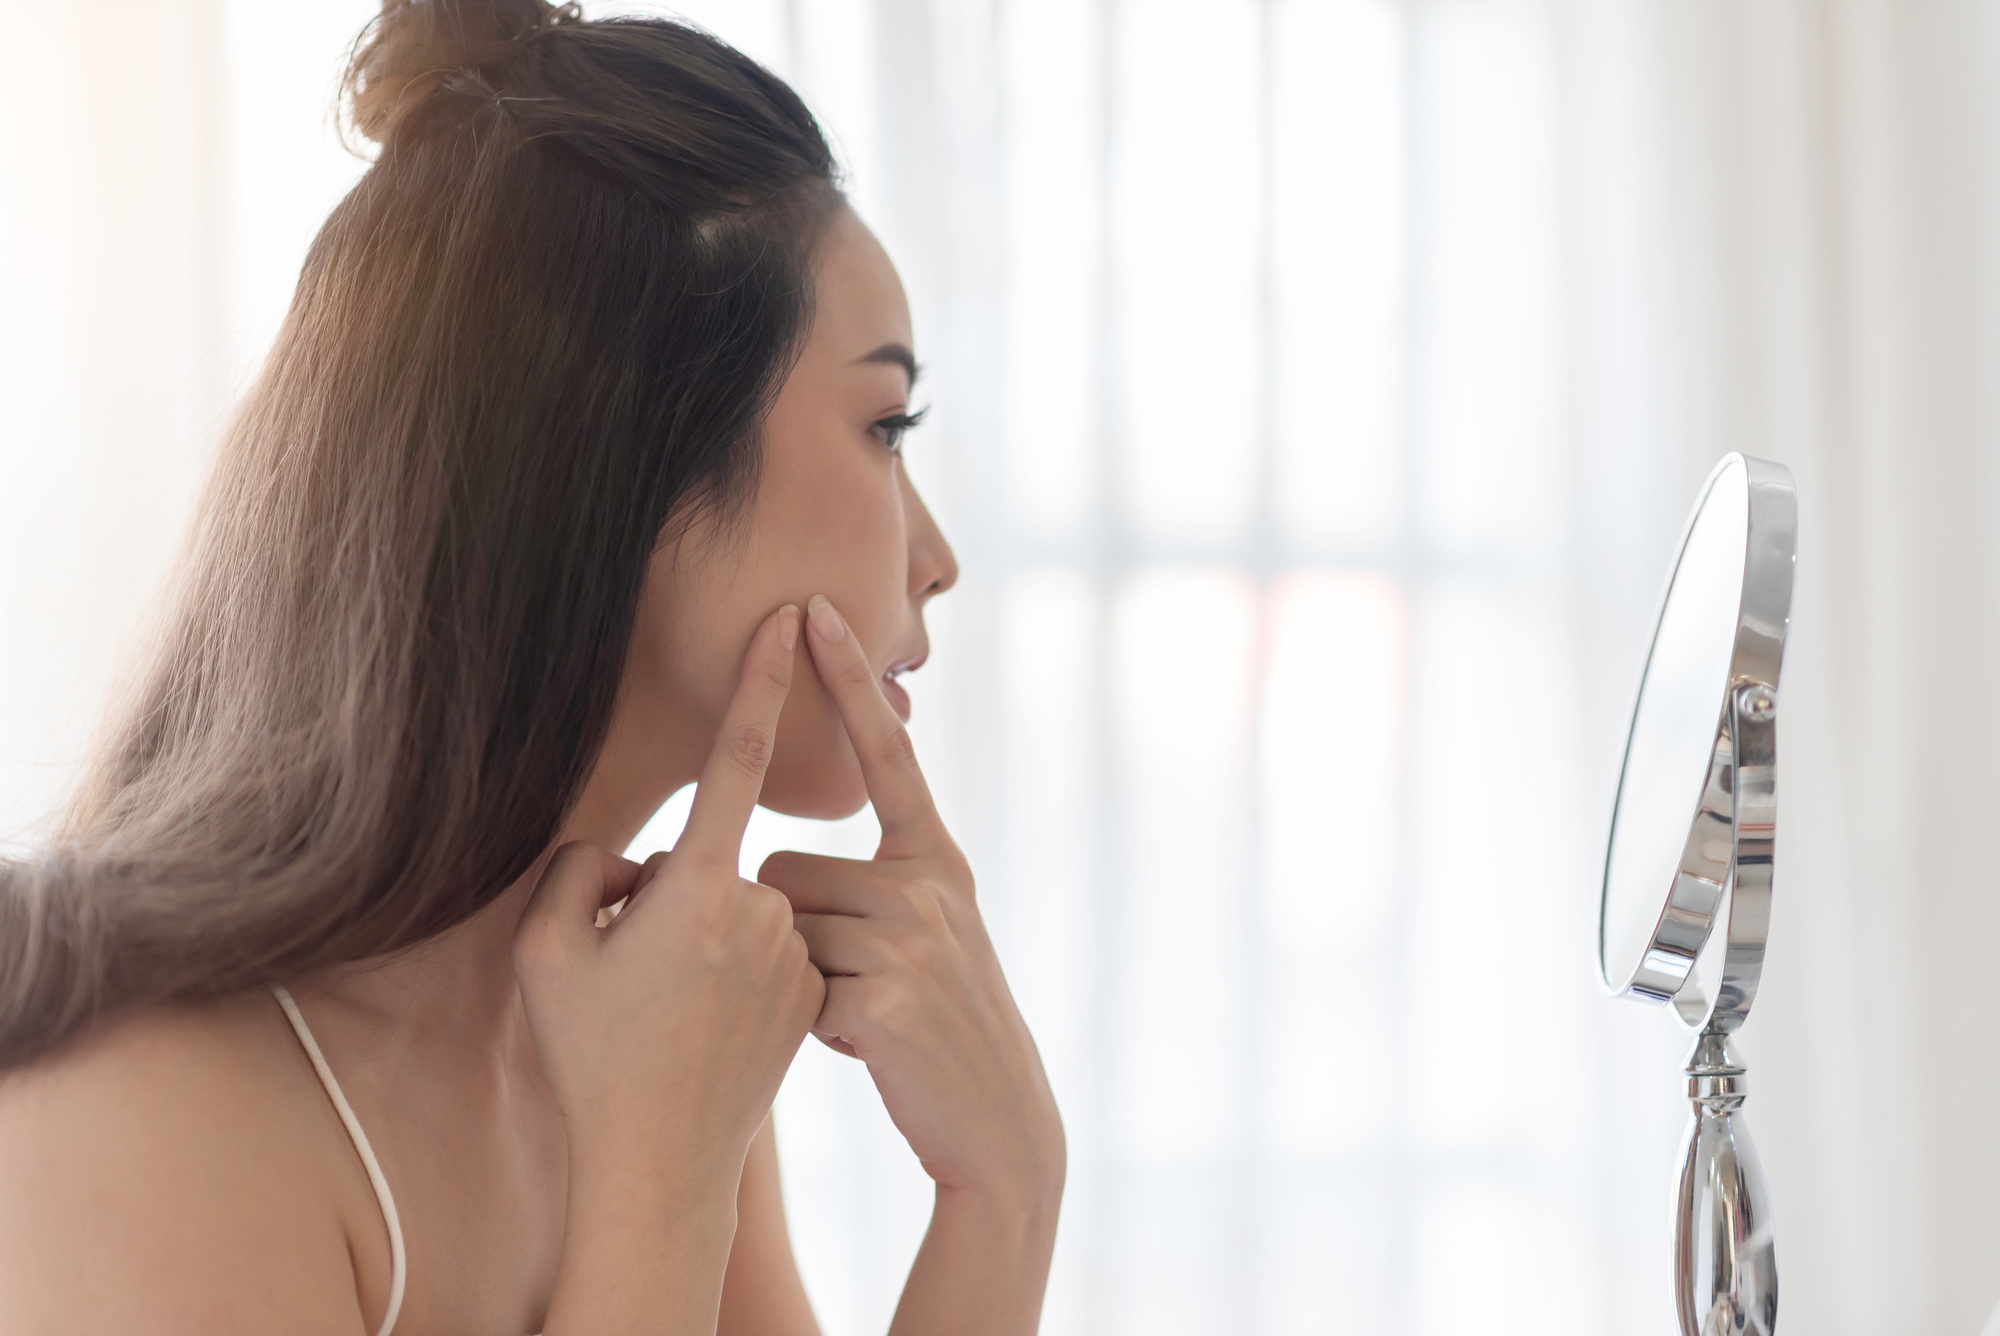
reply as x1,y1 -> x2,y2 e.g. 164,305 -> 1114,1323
0,3 -> 1063,1332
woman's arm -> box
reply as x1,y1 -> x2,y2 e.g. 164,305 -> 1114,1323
888,1183 -> 1062,1336
718,1115 -> 821,1336
716,1108 -> 1061,1336
758,596 -> 1066,1336
524,607 -> 826,1335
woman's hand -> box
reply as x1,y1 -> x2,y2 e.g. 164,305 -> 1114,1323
759,595 -> 1065,1213
516,605 -> 825,1336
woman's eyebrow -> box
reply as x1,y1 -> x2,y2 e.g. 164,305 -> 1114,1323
855,342 -> 920,388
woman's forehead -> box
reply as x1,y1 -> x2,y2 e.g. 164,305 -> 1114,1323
812,211 -> 913,358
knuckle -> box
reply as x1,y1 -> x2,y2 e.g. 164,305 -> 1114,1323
797,963 -> 827,1010
685,864 -> 731,901
681,871 -> 733,918
942,843 -> 972,885
899,878 -> 950,926
746,882 -> 794,932
758,648 -> 793,691
880,724 -> 920,771
858,980 -> 911,1032
891,926 -> 940,971
675,846 -> 731,886
723,720 -> 776,778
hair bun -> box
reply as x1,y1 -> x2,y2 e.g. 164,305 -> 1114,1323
345,0 -> 578,146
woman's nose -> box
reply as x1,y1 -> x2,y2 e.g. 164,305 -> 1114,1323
905,477 -> 958,603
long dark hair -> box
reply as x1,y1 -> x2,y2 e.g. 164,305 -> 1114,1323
0,0 -> 840,1068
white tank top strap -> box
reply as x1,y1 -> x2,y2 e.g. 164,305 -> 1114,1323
271,983 -> 407,1336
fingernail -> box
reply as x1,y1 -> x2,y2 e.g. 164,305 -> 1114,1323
778,604 -> 800,651
807,594 -> 847,642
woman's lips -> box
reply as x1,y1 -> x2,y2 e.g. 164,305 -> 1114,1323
881,671 -> 912,722
880,650 -> 925,723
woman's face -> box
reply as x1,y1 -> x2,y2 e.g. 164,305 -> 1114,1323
613,207 -> 957,825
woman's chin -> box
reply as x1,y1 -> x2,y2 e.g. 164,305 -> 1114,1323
756,751 -> 870,821
758,789 -> 870,821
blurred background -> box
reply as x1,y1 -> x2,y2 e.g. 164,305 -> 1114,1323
3,1 -> 1997,1332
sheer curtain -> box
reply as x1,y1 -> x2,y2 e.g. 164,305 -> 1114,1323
4,2 -> 2000,1333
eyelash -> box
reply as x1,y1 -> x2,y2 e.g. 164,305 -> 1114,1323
871,406 -> 928,455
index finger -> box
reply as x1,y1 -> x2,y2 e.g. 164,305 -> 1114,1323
679,604 -> 801,863
801,594 -> 947,858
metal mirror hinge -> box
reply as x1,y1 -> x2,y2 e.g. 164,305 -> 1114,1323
1674,1031 -> 1778,1336
1693,682 -> 1778,1033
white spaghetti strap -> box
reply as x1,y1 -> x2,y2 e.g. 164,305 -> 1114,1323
271,984 -> 407,1336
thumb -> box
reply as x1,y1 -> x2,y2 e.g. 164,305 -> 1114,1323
517,842 -> 645,956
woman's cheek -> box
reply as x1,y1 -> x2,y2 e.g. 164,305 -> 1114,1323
821,477 -> 911,640
759,651 -> 869,819
740,469 -> 907,819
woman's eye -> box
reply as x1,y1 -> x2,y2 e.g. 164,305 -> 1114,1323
870,407 -> 928,454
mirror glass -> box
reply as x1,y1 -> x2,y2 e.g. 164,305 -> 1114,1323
1600,458 -> 1750,990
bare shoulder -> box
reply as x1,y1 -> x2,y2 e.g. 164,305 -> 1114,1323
0,996 -> 372,1335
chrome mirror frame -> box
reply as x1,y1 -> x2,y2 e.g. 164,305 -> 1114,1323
1599,452 -> 1795,1336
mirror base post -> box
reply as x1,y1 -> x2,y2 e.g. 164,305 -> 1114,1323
1674,1030 -> 1778,1336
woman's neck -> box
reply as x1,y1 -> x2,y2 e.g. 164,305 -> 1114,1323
300,855 -> 550,1058
301,749 -> 694,1056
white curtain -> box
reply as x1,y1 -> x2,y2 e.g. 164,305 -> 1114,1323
4,2 -> 1997,1332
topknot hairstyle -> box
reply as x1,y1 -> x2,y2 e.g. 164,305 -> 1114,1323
345,0 -> 583,146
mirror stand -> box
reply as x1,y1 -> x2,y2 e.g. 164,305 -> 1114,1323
1676,1030 -> 1777,1334
1598,455 -> 1793,1336
1670,678 -> 1780,1333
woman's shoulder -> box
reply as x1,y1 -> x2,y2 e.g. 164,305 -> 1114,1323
7,988 -> 279,1082
0,992 -> 312,1149
0,995 -> 375,1334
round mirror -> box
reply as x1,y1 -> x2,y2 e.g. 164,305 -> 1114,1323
1599,453 -> 1795,1030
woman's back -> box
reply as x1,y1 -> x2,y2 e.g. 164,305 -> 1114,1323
0,984 -> 570,1336
0,998 -> 399,1334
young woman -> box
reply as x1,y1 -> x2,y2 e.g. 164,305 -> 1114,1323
0,4 -> 1062,1333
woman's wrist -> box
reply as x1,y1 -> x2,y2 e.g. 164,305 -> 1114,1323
933,1175 -> 1063,1248
566,1119 -> 746,1222
932,1124 -> 1066,1258
544,1151 -> 741,1336
933,1105 -> 1067,1216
